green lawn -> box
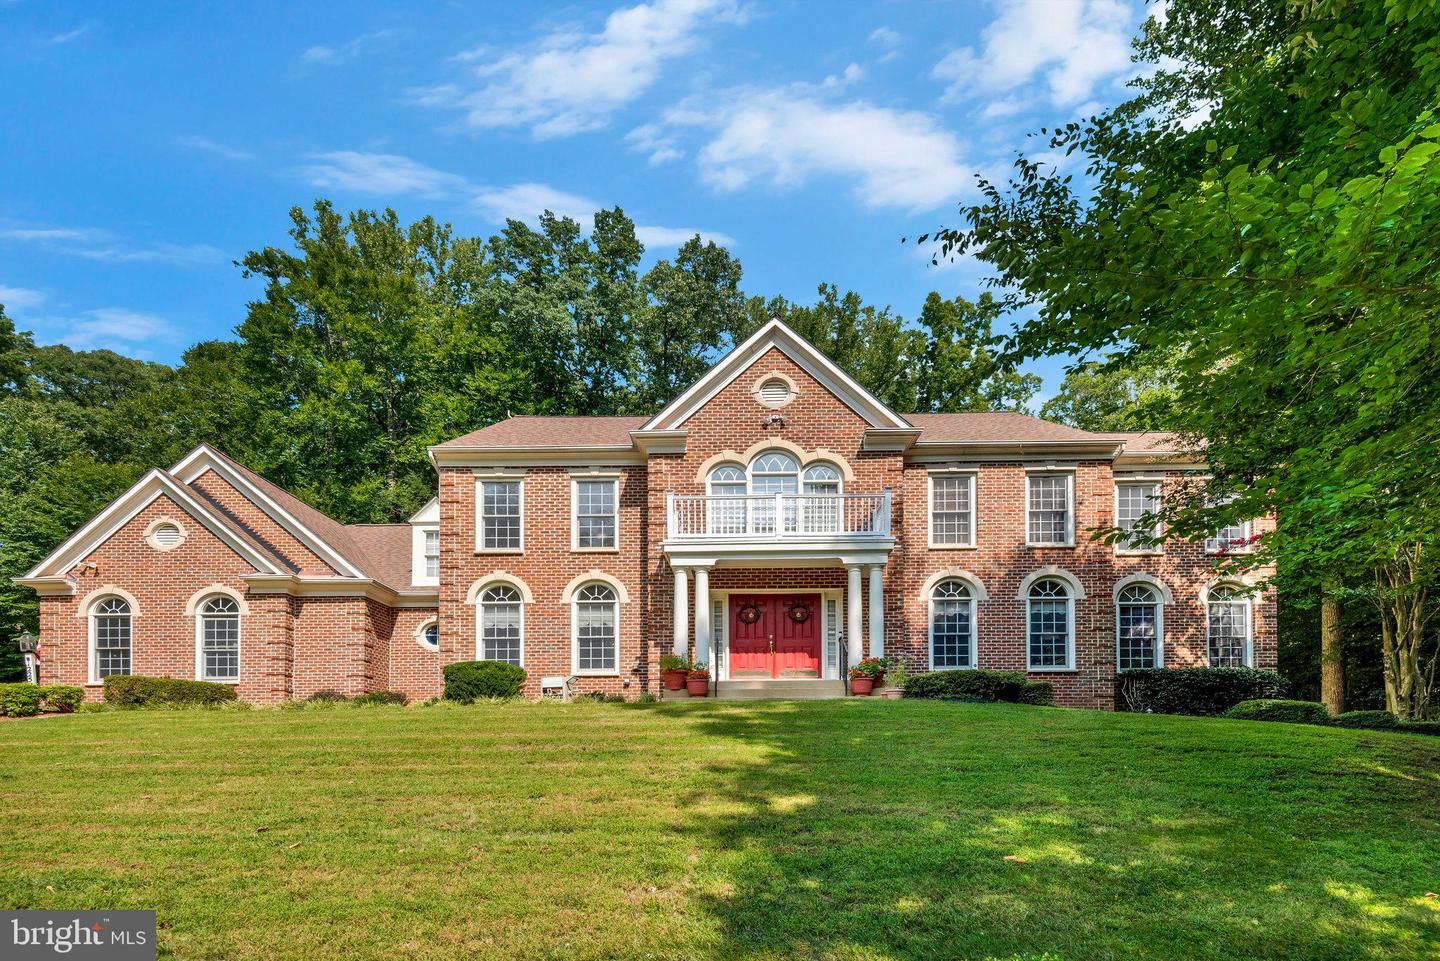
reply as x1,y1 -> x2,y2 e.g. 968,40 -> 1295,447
1,700 -> 1437,961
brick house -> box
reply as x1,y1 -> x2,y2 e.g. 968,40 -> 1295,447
18,320 -> 1275,707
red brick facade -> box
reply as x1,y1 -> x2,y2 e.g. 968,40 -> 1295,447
22,322 -> 1275,708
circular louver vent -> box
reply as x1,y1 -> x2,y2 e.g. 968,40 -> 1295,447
757,378 -> 791,407
150,522 -> 183,549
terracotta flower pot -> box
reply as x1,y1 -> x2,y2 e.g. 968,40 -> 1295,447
880,686 -> 903,699
850,676 -> 874,695
686,677 -> 710,697
662,669 -> 688,691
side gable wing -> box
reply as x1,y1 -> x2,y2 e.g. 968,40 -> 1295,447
23,469 -> 284,579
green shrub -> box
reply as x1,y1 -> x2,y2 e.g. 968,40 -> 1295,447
1330,710 -> 1400,730
1117,668 -> 1287,716
443,660 -> 526,702
102,675 -> 239,707
1222,699 -> 1330,724
1020,681 -> 1055,706
0,682 -> 43,717
353,690 -> 407,706
903,669 -> 1028,702
39,685 -> 84,713
1400,720 -> 1440,736
306,689 -> 348,703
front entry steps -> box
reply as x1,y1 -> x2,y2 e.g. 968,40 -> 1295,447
714,679 -> 847,700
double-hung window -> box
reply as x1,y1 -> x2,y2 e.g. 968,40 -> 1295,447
929,473 -> 976,547
1207,586 -> 1251,666
197,596 -> 241,682
573,583 -> 619,674
1027,579 -> 1074,669
478,479 -> 523,552
573,478 -> 618,550
1115,481 -> 1161,553
1027,472 -> 1074,546
1116,584 -> 1162,670
423,529 -> 440,578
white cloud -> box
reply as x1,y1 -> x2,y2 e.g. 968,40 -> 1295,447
634,225 -> 735,248
0,225 -> 224,265
300,151 -> 470,198
626,123 -> 683,165
176,134 -> 254,162
869,26 -> 902,48
28,307 -> 181,355
0,285 -> 46,313
933,0 -> 1140,108
46,22 -> 94,45
299,29 -> 401,66
417,0 -> 746,138
473,183 -> 600,224
683,90 -> 973,211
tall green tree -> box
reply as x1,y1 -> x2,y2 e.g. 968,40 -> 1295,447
1039,355 -> 1179,432
914,292 -> 1040,413
926,0 -> 1440,715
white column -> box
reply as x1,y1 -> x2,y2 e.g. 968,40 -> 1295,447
867,564 -> 885,659
694,567 -> 711,668
672,567 -> 689,657
846,565 -> 863,669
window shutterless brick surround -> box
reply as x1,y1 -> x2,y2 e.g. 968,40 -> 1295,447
22,321 -> 1275,708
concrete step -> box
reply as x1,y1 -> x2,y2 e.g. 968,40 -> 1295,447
715,679 -> 847,700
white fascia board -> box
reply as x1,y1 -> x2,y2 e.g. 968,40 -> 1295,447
428,445 -> 645,468
171,445 -> 364,578
25,469 -> 283,579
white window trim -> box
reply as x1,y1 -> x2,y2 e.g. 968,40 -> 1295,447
194,596 -> 242,684
477,588 -> 525,667
1115,586 -> 1164,671
1114,480 -> 1164,556
1206,518 -> 1255,556
1025,469 -> 1076,548
1206,588 -> 1254,667
1026,582 -> 1076,672
87,594 -> 135,686
927,582 -> 978,671
475,474 -> 525,555
570,584 -> 620,677
415,617 -> 441,652
928,470 -> 978,549
570,474 -> 621,553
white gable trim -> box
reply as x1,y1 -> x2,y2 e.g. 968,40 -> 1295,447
640,319 -> 912,432
171,445 -> 364,579
409,497 -> 439,524
23,469 -> 283,579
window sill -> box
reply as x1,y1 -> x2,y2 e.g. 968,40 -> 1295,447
199,678 -> 241,685
1205,549 -> 1254,557
1027,667 -> 1078,673
572,671 -> 620,678
1026,542 -> 1076,549
927,543 -> 978,551
572,547 -> 621,554
474,548 -> 524,555
1116,549 -> 1164,557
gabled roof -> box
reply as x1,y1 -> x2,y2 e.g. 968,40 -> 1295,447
436,416 -> 648,450
641,319 -> 913,432
906,412 -> 1108,444
23,469 -> 286,580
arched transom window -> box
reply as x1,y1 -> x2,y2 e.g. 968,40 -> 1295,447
749,451 -> 799,494
573,583 -> 618,675
91,596 -> 132,682
479,584 -> 523,665
929,579 -> 975,669
1207,586 -> 1251,667
1116,584 -> 1161,670
198,596 -> 240,682
1027,579 -> 1074,670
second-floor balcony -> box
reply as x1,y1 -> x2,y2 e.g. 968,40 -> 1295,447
666,491 -> 892,541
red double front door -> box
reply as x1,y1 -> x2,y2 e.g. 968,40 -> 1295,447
728,594 -> 822,679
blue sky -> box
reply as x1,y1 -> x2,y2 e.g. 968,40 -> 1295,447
0,0 -> 1155,396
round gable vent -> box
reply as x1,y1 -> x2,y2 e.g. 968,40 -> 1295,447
146,520 -> 186,551
754,374 -> 795,409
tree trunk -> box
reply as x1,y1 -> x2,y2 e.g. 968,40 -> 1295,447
1320,590 -> 1345,715
1375,542 -> 1435,720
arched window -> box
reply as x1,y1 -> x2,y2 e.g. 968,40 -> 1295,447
1116,584 -> 1161,670
479,585 -> 523,665
90,596 -> 132,682
417,620 -> 440,651
801,463 -> 842,532
929,579 -> 975,669
573,583 -> 618,674
1027,579 -> 1073,670
750,452 -> 798,534
707,464 -> 748,534
197,596 -> 240,681
1207,585 -> 1251,667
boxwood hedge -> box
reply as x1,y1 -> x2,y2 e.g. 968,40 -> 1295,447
103,675 -> 238,707
1117,667 -> 1287,716
902,669 -> 1028,703
1222,699 -> 1330,724
0,683 -> 85,716
443,660 -> 526,702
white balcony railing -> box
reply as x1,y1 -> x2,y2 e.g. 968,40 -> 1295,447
666,491 -> 891,540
